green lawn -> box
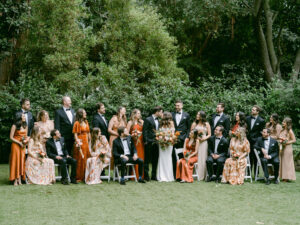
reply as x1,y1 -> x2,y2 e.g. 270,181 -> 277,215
0,164 -> 299,225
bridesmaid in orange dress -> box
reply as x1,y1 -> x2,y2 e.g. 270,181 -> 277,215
230,112 -> 247,136
176,130 -> 199,183
9,112 -> 29,186
108,106 -> 127,168
73,108 -> 91,182
127,109 -> 144,179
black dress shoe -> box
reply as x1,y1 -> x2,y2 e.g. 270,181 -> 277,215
120,180 -> 126,185
274,179 -> 279,184
71,179 -> 78,184
206,177 -> 212,182
144,177 -> 150,182
61,179 -> 70,185
138,179 -> 146,183
151,177 -> 157,181
265,179 -> 270,185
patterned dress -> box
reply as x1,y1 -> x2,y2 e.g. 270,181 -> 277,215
85,137 -> 111,185
176,139 -> 198,183
73,121 -> 90,181
222,138 -> 250,185
25,140 -> 55,185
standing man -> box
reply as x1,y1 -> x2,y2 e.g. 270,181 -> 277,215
92,102 -> 109,140
206,126 -> 229,183
210,102 -> 230,138
246,105 -> 265,172
171,100 -> 191,178
16,98 -> 34,136
54,96 -> 75,157
142,106 -> 163,181
254,128 -> 279,185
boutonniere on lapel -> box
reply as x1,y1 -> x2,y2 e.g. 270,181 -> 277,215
220,120 -> 223,123
271,144 -> 274,146
256,123 -> 259,125
183,117 -> 186,120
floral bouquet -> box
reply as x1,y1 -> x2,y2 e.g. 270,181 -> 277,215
279,137 -> 287,153
231,131 -> 237,138
131,129 -> 142,145
155,130 -> 180,150
76,139 -> 84,159
183,150 -> 191,163
232,151 -> 240,160
38,149 -> 46,165
198,131 -> 203,139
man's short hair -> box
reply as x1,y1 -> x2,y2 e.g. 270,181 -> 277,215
118,126 -> 126,136
217,102 -> 225,108
50,129 -> 58,137
96,102 -> 104,110
253,105 -> 262,112
217,125 -> 224,133
151,106 -> 163,115
20,98 -> 30,106
175,99 -> 183,104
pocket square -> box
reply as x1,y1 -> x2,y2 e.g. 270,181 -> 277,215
220,120 -> 223,123
256,123 -> 259,125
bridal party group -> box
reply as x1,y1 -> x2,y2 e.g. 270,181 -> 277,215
9,97 -> 297,186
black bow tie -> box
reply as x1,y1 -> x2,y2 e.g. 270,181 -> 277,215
251,116 -> 256,120
216,114 -> 220,117
154,117 -> 158,120
176,112 -> 181,115
122,138 -> 127,141
216,137 -> 221,140
23,111 -> 28,114
66,108 -> 71,111
55,139 -> 60,142
263,138 -> 269,141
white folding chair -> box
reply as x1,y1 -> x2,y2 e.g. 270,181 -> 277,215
253,149 -> 275,181
175,148 -> 183,161
55,164 -> 70,182
100,162 -> 111,182
192,163 -> 200,181
244,155 -> 252,183
113,163 -> 137,182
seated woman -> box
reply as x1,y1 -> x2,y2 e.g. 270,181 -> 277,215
222,127 -> 250,185
35,110 -> 54,143
85,128 -> 111,185
25,126 -> 55,185
176,130 -> 199,183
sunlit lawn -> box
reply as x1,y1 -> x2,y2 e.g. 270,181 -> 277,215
0,164 -> 299,225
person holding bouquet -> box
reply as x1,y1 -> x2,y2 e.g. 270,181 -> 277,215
73,108 -> 91,182
9,112 -> 30,186
25,126 -> 55,185
222,127 -> 250,185
176,130 -> 199,183
156,112 -> 177,182
279,117 -> 296,182
127,109 -> 144,179
85,128 -> 111,184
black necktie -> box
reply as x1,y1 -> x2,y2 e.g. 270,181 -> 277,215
66,109 -> 71,111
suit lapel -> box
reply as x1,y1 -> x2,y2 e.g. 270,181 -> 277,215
149,116 -> 156,129
50,138 -> 59,155
178,112 -> 185,126
98,114 -> 107,127
118,138 -> 124,153
216,114 -> 225,127
61,108 -> 72,125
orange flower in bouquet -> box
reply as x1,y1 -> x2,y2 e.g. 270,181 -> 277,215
155,129 -> 180,150
131,129 -> 142,145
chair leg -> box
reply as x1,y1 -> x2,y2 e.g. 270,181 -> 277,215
116,166 -> 120,182
113,166 -> 116,181
108,164 -> 110,182
132,165 -> 137,182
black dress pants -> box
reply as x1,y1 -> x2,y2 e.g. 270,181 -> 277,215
144,143 -> 159,179
260,157 -> 279,179
54,157 -> 77,181
206,155 -> 226,179
115,157 -> 144,179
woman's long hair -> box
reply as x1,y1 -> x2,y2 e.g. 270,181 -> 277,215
283,117 -> 292,132
130,109 -> 143,125
116,106 -> 127,126
237,127 -> 247,143
37,110 -> 49,122
160,112 -> 172,128
194,111 -> 207,124
189,129 -> 198,144
14,112 -> 27,130
233,112 -> 247,129
266,113 -> 279,129
31,126 -> 41,144
91,128 -> 100,152
76,108 -> 87,123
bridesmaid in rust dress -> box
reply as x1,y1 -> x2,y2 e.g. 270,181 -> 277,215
108,106 -> 127,168
176,130 -> 199,183
127,109 -> 144,179
73,108 -> 91,182
9,112 -> 29,186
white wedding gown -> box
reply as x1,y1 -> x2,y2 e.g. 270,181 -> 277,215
157,127 -> 175,182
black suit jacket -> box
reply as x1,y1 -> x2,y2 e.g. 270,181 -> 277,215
246,115 -> 265,144
92,113 -> 109,140
16,110 -> 34,136
46,137 -> 69,159
142,116 -> 158,144
207,135 -> 229,157
113,136 -> 137,159
172,111 -> 191,141
254,137 -> 279,159
210,113 -> 230,138
54,107 -> 75,139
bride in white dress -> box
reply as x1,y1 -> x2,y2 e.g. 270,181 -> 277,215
157,112 -> 175,182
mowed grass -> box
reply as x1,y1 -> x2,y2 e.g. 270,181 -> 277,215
0,164 -> 300,225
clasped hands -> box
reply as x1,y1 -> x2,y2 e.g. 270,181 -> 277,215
262,148 -> 271,159
121,154 -> 138,161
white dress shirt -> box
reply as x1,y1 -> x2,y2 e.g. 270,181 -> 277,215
175,110 -> 182,126
214,113 -> 223,127
264,137 -> 270,154
63,107 -> 73,123
152,115 -> 159,130
214,137 -> 222,154
121,138 -> 131,155
55,140 -> 64,156
251,116 -> 258,129
21,109 -> 29,125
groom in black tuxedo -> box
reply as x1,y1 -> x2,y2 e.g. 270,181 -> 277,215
172,100 -> 191,178
113,127 -> 145,185
142,106 -> 163,181
46,129 -> 77,185
16,98 -> 34,136
206,125 -> 229,183
246,105 -> 265,172
54,96 -> 75,156
254,128 -> 279,185
210,102 -> 230,138
92,102 -> 109,140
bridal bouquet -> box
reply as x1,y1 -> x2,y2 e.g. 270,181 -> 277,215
231,151 -> 240,160
37,149 -> 46,165
131,129 -> 142,145
279,137 -> 287,153
183,150 -> 191,163
155,130 -> 180,149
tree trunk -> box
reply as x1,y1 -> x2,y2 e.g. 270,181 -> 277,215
0,56 -> 13,85
292,48 -> 300,82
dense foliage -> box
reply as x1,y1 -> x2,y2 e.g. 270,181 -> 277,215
0,0 -> 299,162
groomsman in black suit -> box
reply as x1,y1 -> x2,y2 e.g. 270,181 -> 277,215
171,100 -> 191,178
246,105 -> 265,172
54,96 -> 75,156
113,127 -> 145,185
46,129 -> 77,185
16,98 -> 34,136
92,102 -> 109,140
206,125 -> 229,183
210,102 -> 230,138
142,106 -> 163,181
254,128 -> 279,185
